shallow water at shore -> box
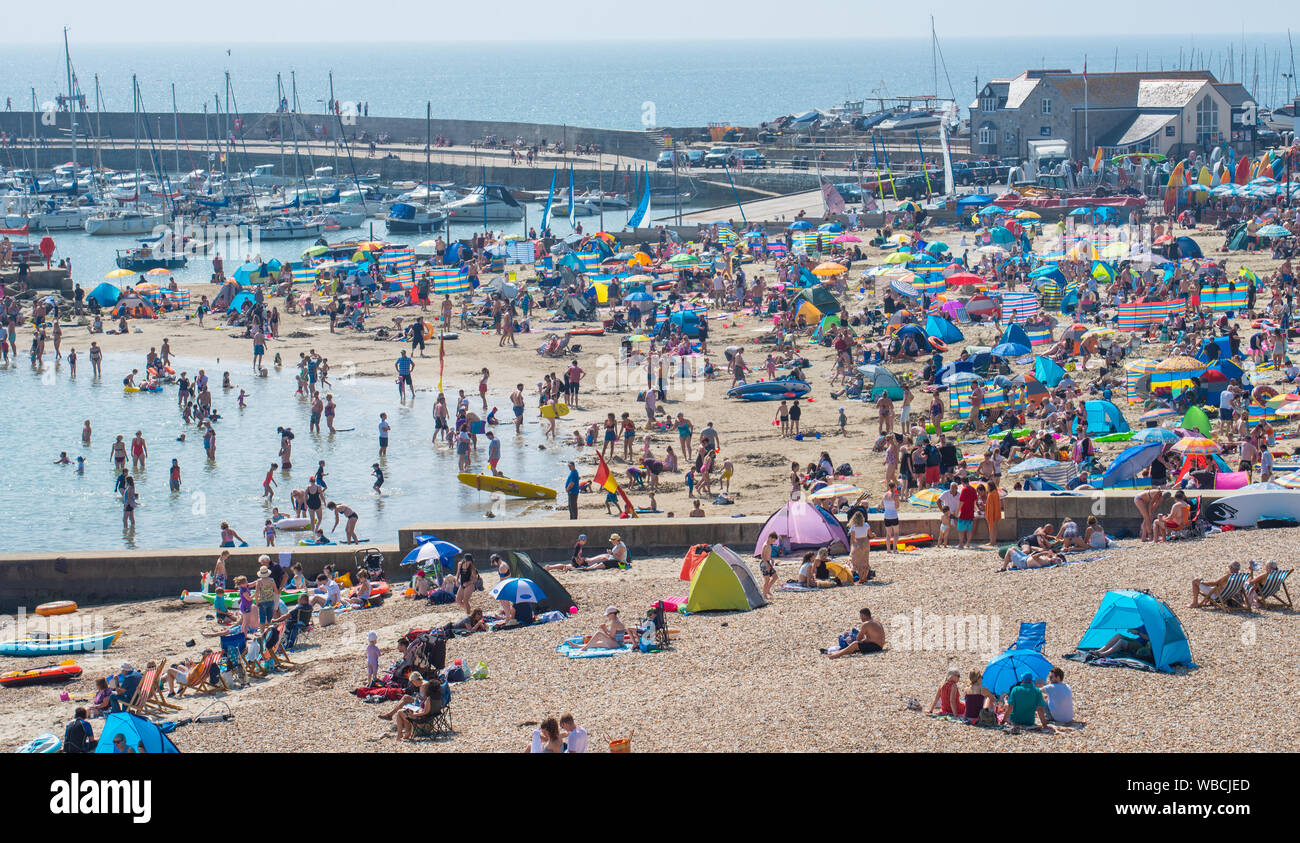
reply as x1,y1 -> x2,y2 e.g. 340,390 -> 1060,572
0,352 -> 568,553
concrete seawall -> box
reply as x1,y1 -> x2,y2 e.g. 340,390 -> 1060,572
0,491 -> 1224,611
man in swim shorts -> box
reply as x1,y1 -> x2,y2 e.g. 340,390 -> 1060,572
827,607 -> 885,658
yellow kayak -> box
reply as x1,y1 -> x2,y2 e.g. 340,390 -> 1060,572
457,473 -> 557,500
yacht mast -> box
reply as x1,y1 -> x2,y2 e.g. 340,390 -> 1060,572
64,27 -> 77,196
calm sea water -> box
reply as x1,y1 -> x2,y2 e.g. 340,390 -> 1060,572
2,36 -> 1295,130
0,353 -> 572,553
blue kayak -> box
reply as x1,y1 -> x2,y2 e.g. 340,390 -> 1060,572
727,380 -> 811,401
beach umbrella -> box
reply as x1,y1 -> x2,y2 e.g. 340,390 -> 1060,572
1272,401 -> 1300,416
1006,457 -> 1062,475
889,276 -> 919,298
1011,209 -> 1041,220
400,537 -> 462,570
988,226 -> 1014,245
628,334 -> 651,343
1264,393 -> 1300,409
990,342 -> 1030,357
983,650 -> 1054,697
1155,356 -> 1204,372
887,233 -> 914,245
1258,224 -> 1292,239
808,483 -> 863,501
830,234 -> 862,243
896,200 -> 920,212
883,251 -> 913,264
667,253 -> 698,266
925,241 -> 949,254
489,577 -> 545,604
1133,427 -> 1179,444
978,205 -> 1006,217
145,267 -> 173,276
1170,437 -> 1220,456
977,245 -> 1007,256
812,261 -> 847,276
945,272 -> 983,286
1138,408 -> 1179,423
1101,242 -> 1130,259
105,268 -> 135,278
625,291 -> 653,302
908,488 -> 941,509
1080,328 -> 1116,340
627,252 -> 652,266
941,371 -> 982,385
818,222 -> 844,233
1274,470 -> 1300,489
302,244 -> 329,257
787,220 -> 813,230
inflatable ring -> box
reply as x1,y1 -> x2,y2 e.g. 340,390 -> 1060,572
928,337 -> 947,352
35,601 -> 78,617
1253,385 -> 1278,406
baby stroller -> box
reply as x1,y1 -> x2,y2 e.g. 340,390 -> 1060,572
354,547 -> 387,582
219,631 -> 249,688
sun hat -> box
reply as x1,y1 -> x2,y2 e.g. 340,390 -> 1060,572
605,606 -> 620,616
577,534 -> 587,541
609,533 -> 621,542
257,566 -> 271,578
408,671 -> 424,683
367,631 -> 377,642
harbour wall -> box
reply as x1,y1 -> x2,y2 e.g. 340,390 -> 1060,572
0,492 -> 1227,611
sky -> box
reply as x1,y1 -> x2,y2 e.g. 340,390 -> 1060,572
6,1 -> 1264,43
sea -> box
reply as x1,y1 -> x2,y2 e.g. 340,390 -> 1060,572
2,35 -> 1296,130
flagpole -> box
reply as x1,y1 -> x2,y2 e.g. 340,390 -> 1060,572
1083,56 -> 1088,172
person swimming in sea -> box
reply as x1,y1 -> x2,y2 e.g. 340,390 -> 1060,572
75,456 -> 85,475
169,459 -> 181,491
54,452 -> 71,465
372,463 -> 384,494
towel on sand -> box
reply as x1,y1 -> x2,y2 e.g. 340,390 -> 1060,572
556,635 -> 634,659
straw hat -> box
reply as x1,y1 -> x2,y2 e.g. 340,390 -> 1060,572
257,566 -> 271,578
609,533 -> 622,542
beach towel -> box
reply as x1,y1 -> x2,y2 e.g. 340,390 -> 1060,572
658,596 -> 688,612
556,636 -> 634,659
1062,651 -> 1160,672
779,583 -> 819,593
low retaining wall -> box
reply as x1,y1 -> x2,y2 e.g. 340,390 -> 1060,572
0,491 -> 1228,610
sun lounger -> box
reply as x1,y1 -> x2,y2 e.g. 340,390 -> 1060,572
1010,622 -> 1046,653
1204,571 -> 1250,611
1253,568 -> 1292,609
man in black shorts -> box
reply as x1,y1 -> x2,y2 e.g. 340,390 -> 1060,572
411,316 -> 427,357
827,608 -> 885,658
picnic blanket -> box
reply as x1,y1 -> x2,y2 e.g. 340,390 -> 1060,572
779,583 -> 819,592
556,635 -> 634,659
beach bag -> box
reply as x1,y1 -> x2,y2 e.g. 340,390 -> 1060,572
837,628 -> 858,650
471,661 -> 488,680
318,607 -> 336,627
207,660 -> 223,686
975,708 -> 998,728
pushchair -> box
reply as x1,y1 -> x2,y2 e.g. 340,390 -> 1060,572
639,602 -> 671,651
354,546 -> 387,582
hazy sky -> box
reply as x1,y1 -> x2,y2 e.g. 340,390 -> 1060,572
8,1 -> 1260,43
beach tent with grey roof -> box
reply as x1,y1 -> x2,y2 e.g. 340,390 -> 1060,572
506,551 -> 577,615
793,285 -> 840,315
1076,590 -> 1193,672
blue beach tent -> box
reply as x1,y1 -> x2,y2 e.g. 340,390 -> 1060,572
95,712 -> 180,753
925,314 -> 964,344
1077,590 -> 1194,672
1073,400 -> 1130,436
1000,323 -> 1032,350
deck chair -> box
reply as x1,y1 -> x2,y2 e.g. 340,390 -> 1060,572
411,702 -> 453,741
128,660 -> 180,715
1204,571 -> 1250,611
1009,622 -> 1046,653
176,651 -> 228,697
271,622 -> 297,670
1254,568 -> 1292,609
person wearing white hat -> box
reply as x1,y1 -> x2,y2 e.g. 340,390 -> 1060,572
578,606 -> 628,652
578,533 -> 627,571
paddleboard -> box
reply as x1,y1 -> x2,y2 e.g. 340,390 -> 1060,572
457,472 -> 558,500
14,734 -> 61,753
1202,490 -> 1300,528
540,402 -> 570,419
273,517 -> 312,531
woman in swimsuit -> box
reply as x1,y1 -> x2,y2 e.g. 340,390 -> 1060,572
304,482 -> 323,529
454,553 -> 477,614
881,481 -> 900,552
327,501 -> 359,544
122,477 -> 138,529
578,606 -> 627,652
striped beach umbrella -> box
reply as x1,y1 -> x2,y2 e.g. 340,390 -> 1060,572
1274,470 -> 1300,489
1139,408 -> 1179,423
489,577 -> 546,604
808,483 -> 863,502
1170,437 -> 1220,456
889,275 -> 919,298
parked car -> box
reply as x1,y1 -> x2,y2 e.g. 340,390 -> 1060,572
656,151 -> 675,169
685,149 -> 706,167
733,148 -> 768,168
703,146 -> 733,168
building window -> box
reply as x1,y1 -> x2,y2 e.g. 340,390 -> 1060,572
981,97 -> 997,112
1041,98 -> 1052,115
1004,130 -> 1016,145
1165,125 -> 1175,137
1195,96 -> 1218,148
1040,126 -> 1051,137
978,125 -> 993,146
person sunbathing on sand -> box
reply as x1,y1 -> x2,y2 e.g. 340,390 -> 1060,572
825,608 -> 885,658
578,606 -> 628,651
998,547 -> 1064,571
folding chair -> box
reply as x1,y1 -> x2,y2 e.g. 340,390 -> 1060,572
1204,572 -> 1250,611
411,704 -> 454,741
1254,568 -> 1292,609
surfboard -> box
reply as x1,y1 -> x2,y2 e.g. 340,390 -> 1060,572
457,472 -> 557,500
1202,491 -> 1300,528
540,402 -> 570,419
